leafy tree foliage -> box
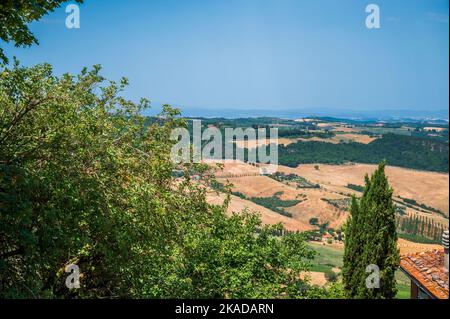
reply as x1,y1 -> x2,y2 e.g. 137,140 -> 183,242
342,162 -> 400,299
0,0 -> 83,63
0,62 -> 315,298
306,282 -> 345,299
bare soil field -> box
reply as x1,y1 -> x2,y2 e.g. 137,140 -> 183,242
277,163 -> 449,216
233,130 -> 375,150
205,161 -> 448,235
216,174 -> 348,229
233,138 -> 294,149
331,133 -> 376,144
300,271 -> 328,286
317,122 -> 338,127
206,192 -> 313,231
297,133 -> 376,144
308,238 -> 441,257
285,188 -> 348,229
397,238 -> 443,255
222,175 -> 296,198
309,240 -> 344,251
206,159 -> 261,177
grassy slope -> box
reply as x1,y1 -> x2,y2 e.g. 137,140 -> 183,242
307,243 -> 343,273
307,242 -> 410,298
395,270 -> 411,299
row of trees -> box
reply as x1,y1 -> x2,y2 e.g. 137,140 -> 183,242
397,214 -> 446,243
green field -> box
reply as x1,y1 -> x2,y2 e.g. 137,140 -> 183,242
307,242 -> 411,299
308,243 -> 344,273
395,270 -> 411,299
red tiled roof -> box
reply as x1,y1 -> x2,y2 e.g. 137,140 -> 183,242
400,249 -> 449,299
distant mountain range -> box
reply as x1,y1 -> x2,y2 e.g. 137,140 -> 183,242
143,106 -> 449,122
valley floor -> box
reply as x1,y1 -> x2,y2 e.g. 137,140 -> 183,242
205,160 -> 448,298
207,161 -> 448,232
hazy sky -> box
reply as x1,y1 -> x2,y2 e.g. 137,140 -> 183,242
2,0 -> 449,112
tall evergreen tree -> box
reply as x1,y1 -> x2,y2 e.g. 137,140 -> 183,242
343,162 -> 400,298
342,195 -> 365,297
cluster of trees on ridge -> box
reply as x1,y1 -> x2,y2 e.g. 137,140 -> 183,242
277,133 -> 449,172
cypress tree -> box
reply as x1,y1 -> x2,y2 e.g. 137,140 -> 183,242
342,196 -> 365,296
419,216 -> 423,236
430,220 -> 435,238
399,216 -> 405,232
405,216 -> 411,234
343,161 -> 400,299
413,215 -> 418,235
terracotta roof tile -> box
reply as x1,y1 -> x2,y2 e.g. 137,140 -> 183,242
400,249 -> 449,299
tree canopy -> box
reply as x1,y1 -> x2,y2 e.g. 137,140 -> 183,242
0,0 -> 83,63
0,62 -> 317,298
277,134 -> 449,172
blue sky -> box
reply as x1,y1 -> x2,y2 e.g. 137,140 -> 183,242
2,0 -> 449,114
